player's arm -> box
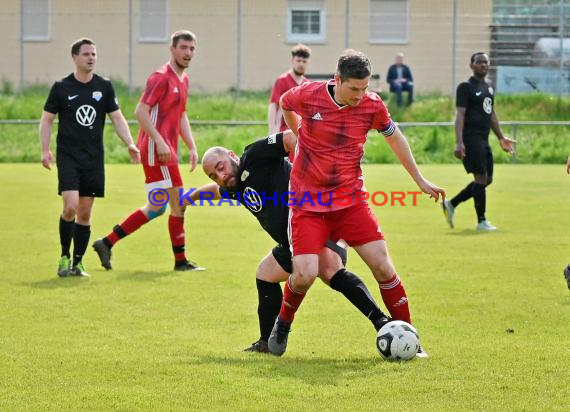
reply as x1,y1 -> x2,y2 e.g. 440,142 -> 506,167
490,110 -> 516,154
268,103 -> 279,134
279,86 -> 303,137
39,111 -> 56,170
567,154 -> 570,174
454,107 -> 466,160
180,113 -> 198,172
384,127 -> 445,202
282,129 -> 297,154
180,182 -> 221,207
108,110 -> 140,163
281,108 -> 300,137
135,102 -> 170,162
280,93 -> 301,137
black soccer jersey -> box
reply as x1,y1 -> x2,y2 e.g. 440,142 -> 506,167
44,73 -> 119,167
220,133 -> 291,246
456,76 -> 495,138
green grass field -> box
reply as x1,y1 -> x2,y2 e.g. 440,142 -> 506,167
0,164 -> 569,411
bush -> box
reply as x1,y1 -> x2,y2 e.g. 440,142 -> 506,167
1,84 -> 569,163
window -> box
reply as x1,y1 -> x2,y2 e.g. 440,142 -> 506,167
287,0 -> 326,43
369,0 -> 409,44
140,0 -> 168,42
22,0 -> 50,42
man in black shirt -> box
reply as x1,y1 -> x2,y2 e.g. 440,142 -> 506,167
195,131 -> 392,352
40,38 -> 140,277
442,52 -> 516,231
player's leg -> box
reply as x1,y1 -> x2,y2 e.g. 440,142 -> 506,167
318,242 -> 390,331
445,142 -> 478,228
166,178 -> 204,271
70,166 -> 104,277
473,171 -> 488,225
92,164 -> 168,270
474,146 -> 496,231
56,159 -> 81,277
337,203 -> 412,324
268,209 -> 325,356
472,145 -> 496,230
244,248 -> 290,353
68,195 -> 94,277
58,190 -> 79,277
354,240 -> 412,325
267,253 -> 318,356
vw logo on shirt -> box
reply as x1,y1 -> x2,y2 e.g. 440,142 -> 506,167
76,105 -> 96,127
243,187 -> 263,213
483,97 -> 493,114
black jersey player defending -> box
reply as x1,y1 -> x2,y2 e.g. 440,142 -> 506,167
194,131 -> 392,352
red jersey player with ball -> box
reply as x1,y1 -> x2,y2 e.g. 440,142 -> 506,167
268,50 -> 445,357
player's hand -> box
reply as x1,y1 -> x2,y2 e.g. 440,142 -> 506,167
566,154 -> 570,174
417,179 -> 446,203
156,139 -> 171,163
189,148 -> 198,172
128,144 -> 140,164
454,143 -> 465,160
499,136 -> 516,154
41,150 -> 53,170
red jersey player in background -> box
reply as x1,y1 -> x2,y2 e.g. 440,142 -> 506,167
268,44 -> 311,136
92,30 -> 204,272
268,49 -> 445,357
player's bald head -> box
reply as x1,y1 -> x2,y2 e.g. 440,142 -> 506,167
202,146 -> 230,171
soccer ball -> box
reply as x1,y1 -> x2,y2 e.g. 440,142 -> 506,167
376,320 -> 420,361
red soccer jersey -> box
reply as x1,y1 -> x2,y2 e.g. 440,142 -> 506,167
137,63 -> 189,166
281,80 -> 395,212
270,72 -> 309,132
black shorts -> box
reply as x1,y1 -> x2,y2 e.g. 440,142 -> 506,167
462,138 -> 494,176
272,240 -> 348,274
57,158 -> 105,197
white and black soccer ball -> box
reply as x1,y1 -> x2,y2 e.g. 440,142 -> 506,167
376,320 -> 420,361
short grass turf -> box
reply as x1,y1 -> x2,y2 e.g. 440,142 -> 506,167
0,163 -> 568,411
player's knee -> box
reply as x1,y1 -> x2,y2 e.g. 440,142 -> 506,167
293,269 -> 316,289
255,266 -> 273,282
474,173 -> 487,185
147,204 -> 167,220
168,204 -> 186,218
319,266 -> 339,283
76,211 -> 91,223
62,205 -> 77,220
317,257 -> 343,282
371,261 -> 395,282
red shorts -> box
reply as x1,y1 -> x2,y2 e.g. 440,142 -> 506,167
289,202 -> 384,256
142,164 -> 183,191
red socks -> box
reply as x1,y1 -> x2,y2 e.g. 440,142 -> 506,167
168,215 -> 187,263
279,277 -> 306,323
379,274 -> 412,324
104,209 -> 149,246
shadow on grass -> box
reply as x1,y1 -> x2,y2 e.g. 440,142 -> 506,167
445,229 -> 502,236
186,353 -> 417,385
24,276 -> 91,289
115,270 -> 176,282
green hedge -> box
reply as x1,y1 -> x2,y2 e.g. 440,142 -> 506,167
1,85 -> 568,163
